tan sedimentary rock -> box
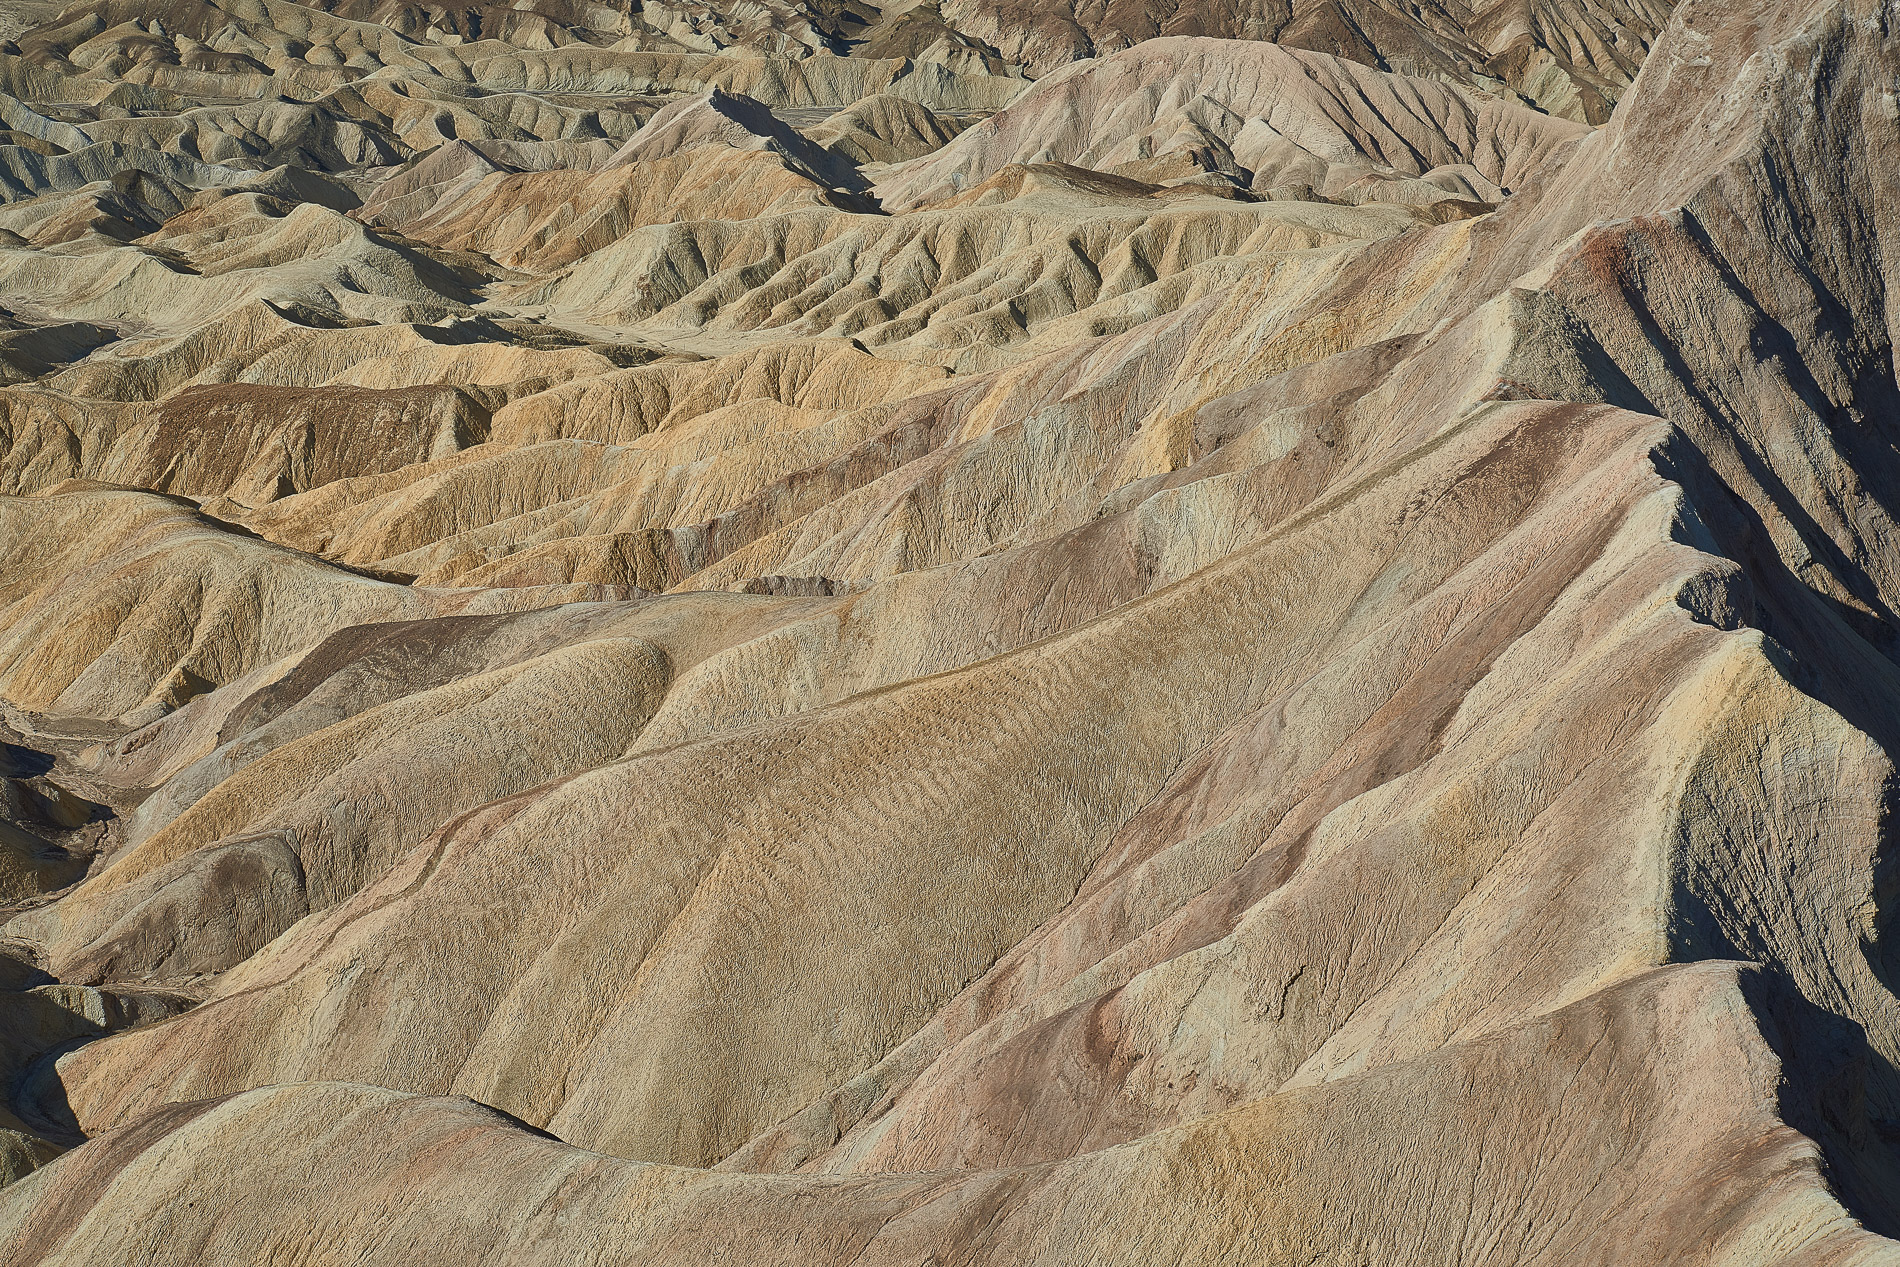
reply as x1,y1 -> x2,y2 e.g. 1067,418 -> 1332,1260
936,0 -> 1674,119
872,36 -> 1588,210
0,0 -> 1894,1257
367,145 -> 850,271
0,965 -> 1892,1265
804,93 -> 970,167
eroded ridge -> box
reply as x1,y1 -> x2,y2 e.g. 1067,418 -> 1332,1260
0,0 -> 1898,1262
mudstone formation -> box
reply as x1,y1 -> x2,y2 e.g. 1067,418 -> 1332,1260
0,0 -> 1895,1260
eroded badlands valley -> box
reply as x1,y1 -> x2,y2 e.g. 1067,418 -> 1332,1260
0,0 -> 1894,1260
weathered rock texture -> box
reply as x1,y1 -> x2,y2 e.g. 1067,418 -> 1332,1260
0,0 -> 1897,1261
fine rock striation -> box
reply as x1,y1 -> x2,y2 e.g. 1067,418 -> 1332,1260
0,0 -> 1898,1262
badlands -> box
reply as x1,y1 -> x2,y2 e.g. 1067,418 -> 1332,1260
0,0 -> 1894,1259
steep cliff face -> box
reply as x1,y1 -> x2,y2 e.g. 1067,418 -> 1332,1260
0,0 -> 1896,1261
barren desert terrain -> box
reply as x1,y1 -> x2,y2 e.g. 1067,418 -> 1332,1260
0,0 -> 1897,1261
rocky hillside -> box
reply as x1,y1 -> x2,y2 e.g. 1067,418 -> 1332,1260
2,0 -> 1900,1262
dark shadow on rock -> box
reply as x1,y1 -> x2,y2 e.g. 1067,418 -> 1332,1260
0,744 -> 53,780
13,1037 -> 89,1149
1738,967 -> 1900,1237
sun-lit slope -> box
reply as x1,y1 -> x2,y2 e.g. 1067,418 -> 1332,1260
935,0 -> 1674,121
30,395 -> 1724,1148
0,0 -> 1897,1260
2,966 -> 1890,1266
873,36 -> 1588,210
0,487 -> 631,722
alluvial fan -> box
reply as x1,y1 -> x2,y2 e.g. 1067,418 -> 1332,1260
0,0 -> 1897,1260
